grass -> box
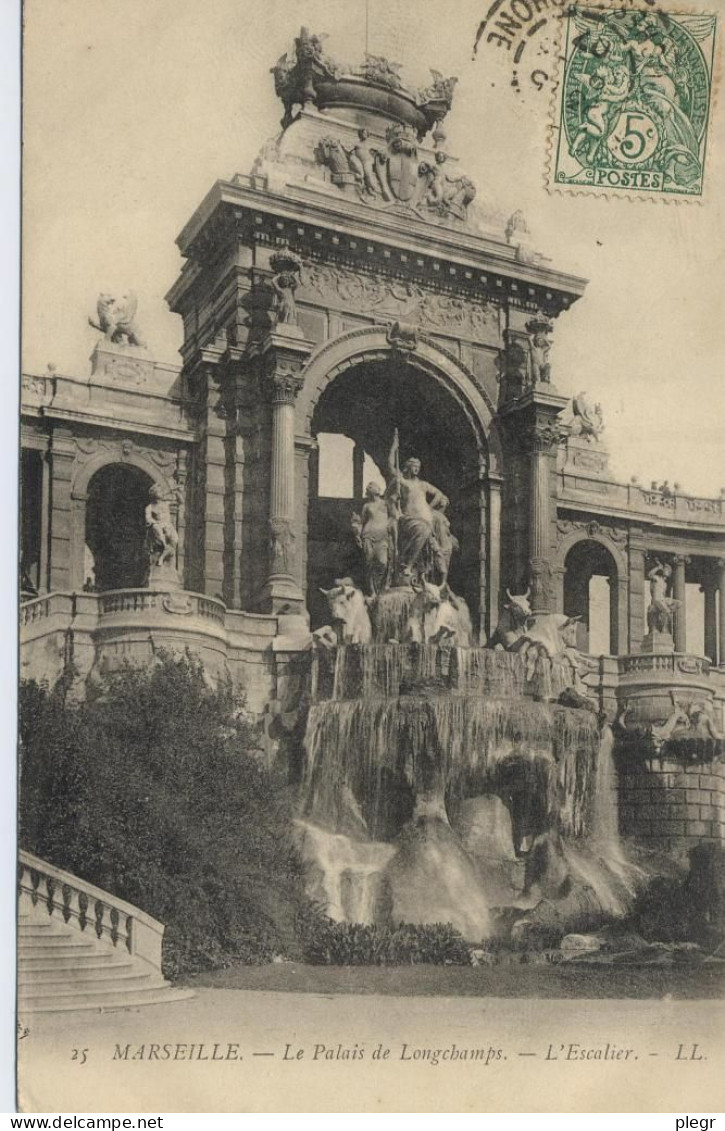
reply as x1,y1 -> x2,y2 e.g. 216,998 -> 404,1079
184,959 -> 725,1000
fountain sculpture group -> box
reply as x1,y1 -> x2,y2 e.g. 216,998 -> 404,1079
298,438 -> 639,944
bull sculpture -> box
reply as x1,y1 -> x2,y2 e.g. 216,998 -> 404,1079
490,587 -> 592,695
405,580 -> 472,646
318,579 -> 372,645
490,588 -> 581,658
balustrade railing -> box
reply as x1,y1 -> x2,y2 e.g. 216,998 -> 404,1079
18,850 -> 164,971
619,653 -> 710,676
20,595 -> 53,627
100,591 -> 159,616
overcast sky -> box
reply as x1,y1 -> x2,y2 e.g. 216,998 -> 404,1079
22,0 -> 725,495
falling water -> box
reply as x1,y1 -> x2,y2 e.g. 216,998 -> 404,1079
298,587 -> 627,940
295,820 -> 395,923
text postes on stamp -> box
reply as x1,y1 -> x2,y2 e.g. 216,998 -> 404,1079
551,6 -> 716,198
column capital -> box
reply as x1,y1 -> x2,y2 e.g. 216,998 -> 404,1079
673,553 -> 691,566
717,557 -> 725,572
531,420 -> 566,453
263,362 -> 306,406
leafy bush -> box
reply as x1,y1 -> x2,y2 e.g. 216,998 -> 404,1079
298,916 -> 471,966
19,652 -> 322,977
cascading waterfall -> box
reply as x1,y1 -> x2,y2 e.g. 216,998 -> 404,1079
298,593 -> 635,942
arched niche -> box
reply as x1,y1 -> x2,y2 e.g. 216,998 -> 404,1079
83,463 -> 155,592
561,536 -> 626,656
298,330 -> 502,639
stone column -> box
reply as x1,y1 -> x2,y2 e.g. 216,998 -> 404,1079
352,443 -> 365,501
486,474 -> 502,640
718,558 -> 725,667
48,428 -> 76,593
198,361 -> 227,600
258,336 -> 312,616
702,566 -> 718,665
627,532 -> 646,652
673,553 -> 688,652
39,449 -> 51,593
528,422 -> 562,613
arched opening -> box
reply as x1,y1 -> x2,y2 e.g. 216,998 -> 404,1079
307,356 -> 486,632
563,540 -> 619,655
85,464 -> 153,591
21,449 -> 43,595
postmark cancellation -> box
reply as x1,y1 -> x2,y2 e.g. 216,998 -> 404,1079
550,6 -> 716,198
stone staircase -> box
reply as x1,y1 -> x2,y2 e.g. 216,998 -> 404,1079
18,852 -> 193,1013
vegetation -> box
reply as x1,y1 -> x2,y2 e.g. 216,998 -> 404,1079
19,653 -> 317,978
297,918 -> 471,966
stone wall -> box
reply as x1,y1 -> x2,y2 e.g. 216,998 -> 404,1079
618,756 -> 725,864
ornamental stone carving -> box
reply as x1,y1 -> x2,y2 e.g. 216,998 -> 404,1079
531,421 -> 566,452
263,363 -> 305,405
269,517 -> 296,574
301,262 -> 493,339
386,321 -> 418,353
555,518 -> 627,547
270,27 -> 457,139
525,313 -> 552,385
316,127 -> 476,222
560,392 -> 605,442
269,251 -> 302,327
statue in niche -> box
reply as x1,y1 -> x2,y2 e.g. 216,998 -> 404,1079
145,484 -> 180,572
386,429 -> 456,585
89,292 -> 146,348
269,251 -> 302,326
646,559 -> 680,634
525,313 -> 553,384
351,482 -> 396,596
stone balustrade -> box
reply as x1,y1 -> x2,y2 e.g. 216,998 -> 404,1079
18,849 -> 165,972
19,588 -> 280,716
619,653 -> 711,677
558,474 -> 724,527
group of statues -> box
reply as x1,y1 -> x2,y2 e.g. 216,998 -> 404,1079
351,430 -> 458,597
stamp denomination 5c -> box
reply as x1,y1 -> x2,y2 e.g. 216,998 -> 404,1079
551,6 -> 716,197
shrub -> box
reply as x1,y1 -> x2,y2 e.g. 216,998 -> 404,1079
19,652 -> 322,977
298,916 -> 471,966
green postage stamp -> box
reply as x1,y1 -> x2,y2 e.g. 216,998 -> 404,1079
552,6 -> 717,198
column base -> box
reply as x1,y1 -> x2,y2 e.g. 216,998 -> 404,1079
257,574 -> 307,617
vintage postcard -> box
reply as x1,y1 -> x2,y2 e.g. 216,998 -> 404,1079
17,0 -> 725,1115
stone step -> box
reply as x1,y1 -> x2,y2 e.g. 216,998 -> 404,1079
19,976 -> 167,996
18,955 -> 135,972
18,964 -> 146,986
18,985 -> 194,1014
20,930 -> 97,944
18,943 -> 101,959
17,922 -> 60,934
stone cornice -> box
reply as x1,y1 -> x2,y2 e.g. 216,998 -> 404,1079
556,499 -> 725,542
167,179 -> 587,315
